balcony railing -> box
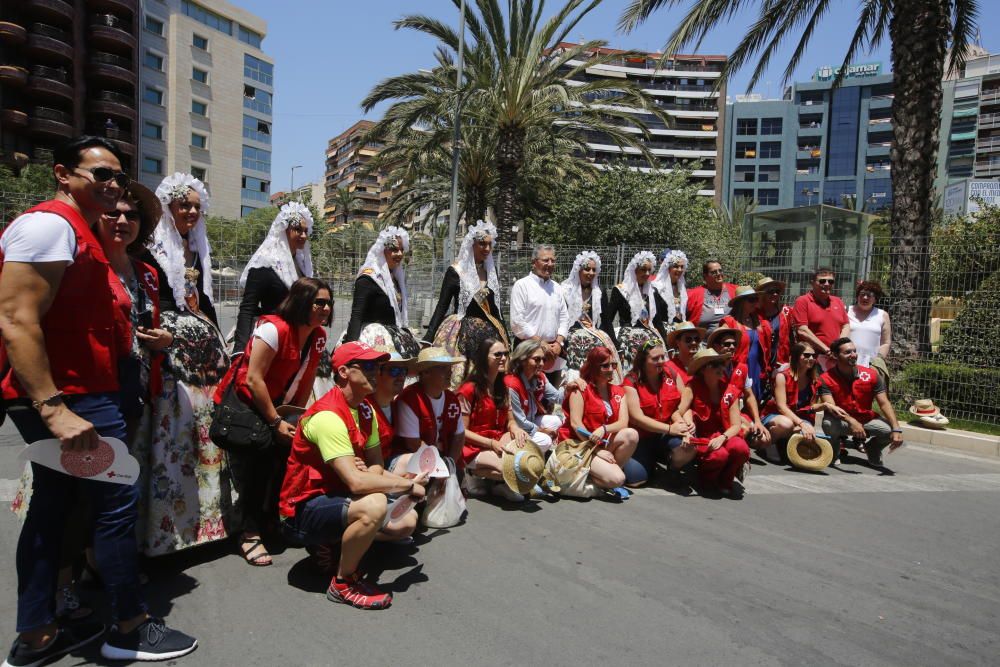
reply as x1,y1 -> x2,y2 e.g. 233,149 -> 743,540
30,65 -> 68,82
91,14 -> 127,29
91,52 -> 132,69
34,106 -> 71,123
976,138 -> 1000,153
97,90 -> 132,105
30,23 -> 69,42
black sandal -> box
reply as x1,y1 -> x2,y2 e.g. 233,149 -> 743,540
239,538 -> 272,567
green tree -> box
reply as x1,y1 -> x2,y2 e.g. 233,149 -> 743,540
363,0 -> 671,245
0,164 -> 54,222
329,187 -> 362,227
619,0 -> 980,358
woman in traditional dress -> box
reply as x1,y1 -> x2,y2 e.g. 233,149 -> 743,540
343,226 -> 420,358
651,248 -> 689,326
425,220 -> 508,385
561,250 -> 621,385
138,172 -> 231,556
606,251 -> 667,374
232,201 -> 314,356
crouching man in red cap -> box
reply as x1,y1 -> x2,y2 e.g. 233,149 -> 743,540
278,342 -> 426,610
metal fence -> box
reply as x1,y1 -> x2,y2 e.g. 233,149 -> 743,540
1,192 -> 997,427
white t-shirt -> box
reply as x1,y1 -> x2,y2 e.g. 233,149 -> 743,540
0,212 -> 78,263
396,392 -> 465,440
251,321 -> 280,351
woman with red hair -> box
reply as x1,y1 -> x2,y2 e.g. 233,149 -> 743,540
677,349 -> 752,498
561,347 -> 639,489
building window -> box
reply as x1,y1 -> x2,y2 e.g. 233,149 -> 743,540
736,142 -> 757,159
142,157 -> 162,175
238,25 -> 263,48
143,51 -> 164,71
241,205 -> 259,218
823,180 -> 857,207
144,16 -> 164,35
826,86 -> 861,177
733,188 -> 754,201
795,183 -> 820,206
244,54 -> 273,86
143,86 -> 163,106
758,164 -> 780,182
758,189 -> 779,206
191,166 -> 207,182
735,165 -> 755,182
759,141 -> 781,159
242,145 -> 271,172
142,122 -> 163,140
241,175 -> 270,202
243,86 -> 272,115
736,118 -> 758,135
193,34 -> 209,50
863,177 -> 892,210
191,100 -> 208,116
242,114 -> 271,144
761,117 -> 783,135
192,67 -> 208,84
191,133 -> 207,149
182,1 -> 233,35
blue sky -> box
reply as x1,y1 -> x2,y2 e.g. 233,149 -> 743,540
235,0 -> 995,193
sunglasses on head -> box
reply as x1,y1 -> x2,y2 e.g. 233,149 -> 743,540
381,365 -> 408,378
75,166 -> 130,188
102,210 -> 141,223
641,339 -> 661,352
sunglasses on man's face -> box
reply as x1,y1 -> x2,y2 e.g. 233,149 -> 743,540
75,166 -> 130,188
817,278 -> 835,285
680,335 -> 700,344
381,365 -> 408,378
717,340 -> 738,349
348,361 -> 379,374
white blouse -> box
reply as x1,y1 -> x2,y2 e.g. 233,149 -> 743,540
848,306 -> 885,367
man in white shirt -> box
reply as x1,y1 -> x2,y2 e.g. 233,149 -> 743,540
509,245 -> 570,385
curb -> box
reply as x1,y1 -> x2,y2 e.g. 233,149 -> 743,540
900,422 -> 1000,459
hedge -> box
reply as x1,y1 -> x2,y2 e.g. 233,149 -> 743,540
895,361 -> 1000,422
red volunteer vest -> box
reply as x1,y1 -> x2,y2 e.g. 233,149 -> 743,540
623,373 -> 681,439
559,383 -> 625,441
685,283 -> 737,326
689,376 -> 740,438
365,398 -> 395,463
392,383 -> 461,456
820,365 -> 879,423
215,315 -> 326,407
719,314 -> 772,376
764,368 -> 817,418
504,372 -> 548,418
278,386 -> 374,516
456,381 -> 509,465
0,200 -> 123,398
766,305 -> 793,366
664,356 -> 691,385
723,362 -> 749,394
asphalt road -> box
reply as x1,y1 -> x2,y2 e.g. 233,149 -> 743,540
0,418 -> 998,667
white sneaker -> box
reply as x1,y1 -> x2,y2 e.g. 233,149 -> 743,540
491,483 -> 525,502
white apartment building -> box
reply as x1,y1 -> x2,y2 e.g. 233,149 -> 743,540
138,0 -> 273,219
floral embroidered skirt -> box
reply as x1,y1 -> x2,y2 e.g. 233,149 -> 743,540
134,310 -> 232,556
616,326 -> 665,376
563,326 -> 623,385
431,314 -> 505,388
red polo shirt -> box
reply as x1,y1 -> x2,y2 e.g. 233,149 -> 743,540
791,292 -> 848,348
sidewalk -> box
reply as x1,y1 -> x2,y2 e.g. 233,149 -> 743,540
900,421 -> 1000,458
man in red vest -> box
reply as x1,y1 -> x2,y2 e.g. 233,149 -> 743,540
0,137 -> 197,664
819,337 -> 903,466
392,346 -> 466,466
685,259 -> 738,332
279,342 -> 426,610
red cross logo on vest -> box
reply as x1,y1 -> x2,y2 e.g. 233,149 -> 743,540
859,371 -> 871,382
613,394 -> 623,404
143,271 -> 156,292
447,402 -> 460,420
315,337 -> 326,353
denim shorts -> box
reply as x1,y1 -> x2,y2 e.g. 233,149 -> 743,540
280,494 -> 352,547
761,413 -> 779,426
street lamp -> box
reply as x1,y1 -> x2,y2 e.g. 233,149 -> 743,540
290,165 -> 303,201
445,0 -> 467,264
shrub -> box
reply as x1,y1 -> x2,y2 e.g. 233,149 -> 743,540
895,361 -> 1000,422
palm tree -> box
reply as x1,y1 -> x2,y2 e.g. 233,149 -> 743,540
329,186 -> 362,228
620,0 -> 979,357
364,0 -> 672,245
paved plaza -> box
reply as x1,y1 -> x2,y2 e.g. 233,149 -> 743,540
0,419 -> 998,666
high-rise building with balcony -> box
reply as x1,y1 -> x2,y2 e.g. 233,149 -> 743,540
937,48 -> 1000,191
323,120 -> 388,225
552,43 -> 727,199
721,63 -> 894,212
138,0 -> 272,219
0,0 -> 140,173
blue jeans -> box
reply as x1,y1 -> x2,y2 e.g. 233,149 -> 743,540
626,434 -> 684,485
280,494 -> 352,547
8,393 -> 146,633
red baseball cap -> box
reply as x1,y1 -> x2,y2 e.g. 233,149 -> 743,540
330,342 -> 390,370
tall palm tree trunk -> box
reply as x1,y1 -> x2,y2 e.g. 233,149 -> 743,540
495,126 -> 525,246
887,0 -> 949,359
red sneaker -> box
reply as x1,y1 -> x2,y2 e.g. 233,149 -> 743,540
326,573 -> 393,610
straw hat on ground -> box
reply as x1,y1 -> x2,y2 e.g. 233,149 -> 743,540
414,346 -> 465,372
666,321 -> 707,348
706,326 -> 744,350
786,433 -> 835,471
686,348 -> 732,376
502,440 -> 546,494
908,399 -> 949,429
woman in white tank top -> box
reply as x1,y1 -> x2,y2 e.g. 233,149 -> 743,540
848,280 -> 891,367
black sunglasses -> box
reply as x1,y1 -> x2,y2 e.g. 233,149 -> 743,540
817,278 -> 835,285
381,365 -> 408,378
492,351 -> 510,359
76,166 -> 130,188
348,361 -> 378,374
102,210 -> 141,222
680,335 -> 700,344
801,352 -> 817,359
313,298 -> 333,309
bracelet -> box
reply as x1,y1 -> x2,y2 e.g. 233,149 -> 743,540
269,416 -> 283,429
891,428 -> 903,433
32,391 -> 64,411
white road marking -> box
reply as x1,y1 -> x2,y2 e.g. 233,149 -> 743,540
0,477 -> 19,502
633,473 -> 1000,497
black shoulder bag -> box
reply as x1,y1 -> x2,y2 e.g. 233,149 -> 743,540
209,376 -> 274,453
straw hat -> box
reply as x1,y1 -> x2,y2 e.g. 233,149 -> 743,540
786,433 -> 834,471
729,285 -> 758,305
908,399 -> 949,429
666,321 -> 707,348
501,440 -> 546,494
686,348 -> 732,376
754,277 -> 787,293
384,351 -> 416,372
706,326 -> 744,350
414,346 -> 465,372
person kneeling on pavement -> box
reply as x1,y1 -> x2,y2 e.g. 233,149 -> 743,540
278,342 -> 427,610
818,337 -> 904,466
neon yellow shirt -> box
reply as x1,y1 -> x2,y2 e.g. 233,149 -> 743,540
303,408 -> 379,462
